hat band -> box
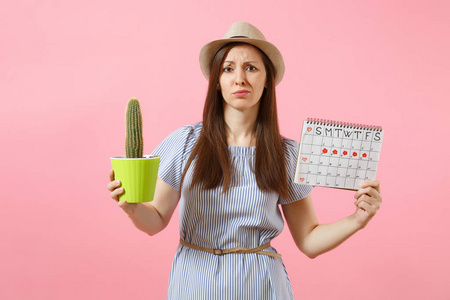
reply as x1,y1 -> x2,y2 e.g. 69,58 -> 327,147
230,36 -> 248,39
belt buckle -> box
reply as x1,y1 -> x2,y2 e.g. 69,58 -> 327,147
213,249 -> 224,255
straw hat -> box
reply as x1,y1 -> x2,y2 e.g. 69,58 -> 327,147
199,22 -> 285,86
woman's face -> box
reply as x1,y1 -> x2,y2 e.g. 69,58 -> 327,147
219,44 -> 267,114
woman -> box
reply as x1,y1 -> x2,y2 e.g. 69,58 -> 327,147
107,22 -> 382,299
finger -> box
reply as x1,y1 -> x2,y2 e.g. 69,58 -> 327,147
110,187 -> 124,201
359,179 -> 380,193
354,186 -> 375,199
357,200 -> 377,216
117,200 -> 127,207
107,180 -> 121,191
354,194 -> 371,206
355,194 -> 381,210
109,169 -> 115,182
117,200 -> 137,216
356,188 -> 382,208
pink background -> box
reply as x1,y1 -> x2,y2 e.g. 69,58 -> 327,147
1,1 -> 449,299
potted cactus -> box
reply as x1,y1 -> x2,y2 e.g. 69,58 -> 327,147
110,99 -> 160,203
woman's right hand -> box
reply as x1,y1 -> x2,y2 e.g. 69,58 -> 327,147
107,169 -> 137,216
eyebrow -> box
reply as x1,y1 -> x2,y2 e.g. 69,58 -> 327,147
223,60 -> 259,64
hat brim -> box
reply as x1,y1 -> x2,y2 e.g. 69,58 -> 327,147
199,38 -> 285,86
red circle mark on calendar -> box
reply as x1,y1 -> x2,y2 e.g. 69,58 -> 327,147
343,151 -> 348,156
352,152 -> 358,157
362,153 -> 367,158
307,127 -> 312,132
322,148 -> 328,154
332,149 -> 338,155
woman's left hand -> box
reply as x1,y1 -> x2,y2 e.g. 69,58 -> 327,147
353,179 -> 382,229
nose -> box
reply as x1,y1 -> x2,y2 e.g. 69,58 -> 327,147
234,68 -> 246,86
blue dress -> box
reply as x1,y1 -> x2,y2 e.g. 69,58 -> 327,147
151,122 -> 313,300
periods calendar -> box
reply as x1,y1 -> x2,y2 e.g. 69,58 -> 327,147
294,118 -> 384,190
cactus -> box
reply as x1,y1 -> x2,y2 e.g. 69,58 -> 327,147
125,98 -> 144,158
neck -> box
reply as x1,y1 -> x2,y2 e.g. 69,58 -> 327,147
223,104 -> 259,147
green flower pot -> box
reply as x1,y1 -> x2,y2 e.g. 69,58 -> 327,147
110,155 -> 160,203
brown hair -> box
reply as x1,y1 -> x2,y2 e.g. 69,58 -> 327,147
181,42 -> 289,198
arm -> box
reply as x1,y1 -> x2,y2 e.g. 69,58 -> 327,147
108,170 -> 180,236
282,180 -> 382,259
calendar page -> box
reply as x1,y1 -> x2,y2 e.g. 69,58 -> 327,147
294,118 -> 384,190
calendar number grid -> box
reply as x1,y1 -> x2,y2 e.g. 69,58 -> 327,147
295,120 -> 383,190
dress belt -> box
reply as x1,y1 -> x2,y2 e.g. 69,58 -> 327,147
179,238 -> 282,258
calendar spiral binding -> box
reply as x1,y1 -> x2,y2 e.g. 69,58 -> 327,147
307,118 -> 383,131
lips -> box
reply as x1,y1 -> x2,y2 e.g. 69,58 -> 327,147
233,90 -> 249,97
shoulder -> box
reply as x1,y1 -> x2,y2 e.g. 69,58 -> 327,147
152,122 -> 202,156
282,137 -> 299,149
165,122 -> 203,145
151,122 -> 202,191
281,137 -> 300,159
173,121 -> 203,137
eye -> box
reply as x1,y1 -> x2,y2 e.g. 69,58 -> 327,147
246,65 -> 257,71
223,67 -> 233,72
